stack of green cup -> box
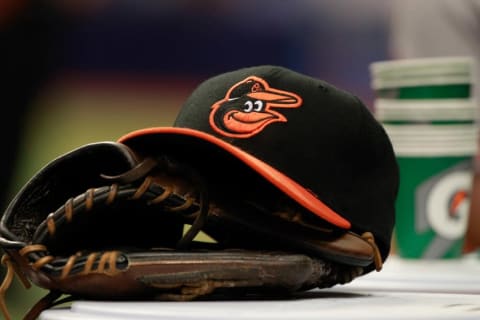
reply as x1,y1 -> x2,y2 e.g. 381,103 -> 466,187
369,56 -> 478,259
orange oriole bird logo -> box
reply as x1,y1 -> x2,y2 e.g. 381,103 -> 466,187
209,76 -> 302,138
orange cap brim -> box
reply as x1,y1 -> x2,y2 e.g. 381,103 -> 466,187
118,127 -> 351,229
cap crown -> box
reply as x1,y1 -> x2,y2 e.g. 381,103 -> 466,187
175,65 -> 399,257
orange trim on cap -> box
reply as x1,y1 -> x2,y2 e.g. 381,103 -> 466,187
118,127 -> 351,229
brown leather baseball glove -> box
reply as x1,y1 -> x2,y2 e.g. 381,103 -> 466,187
0,141 -> 382,320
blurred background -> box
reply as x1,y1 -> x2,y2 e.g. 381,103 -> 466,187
1,0 -> 479,318
1,0 -> 391,203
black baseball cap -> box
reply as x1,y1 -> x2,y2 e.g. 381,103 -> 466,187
118,65 -> 399,259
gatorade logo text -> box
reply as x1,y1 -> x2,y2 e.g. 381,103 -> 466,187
416,161 -> 472,258
425,170 -> 471,240
209,76 -> 302,138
